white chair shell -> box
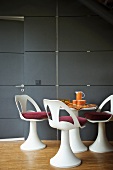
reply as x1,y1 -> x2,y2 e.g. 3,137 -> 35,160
15,95 -> 46,151
87,95 -> 113,153
43,99 -> 85,168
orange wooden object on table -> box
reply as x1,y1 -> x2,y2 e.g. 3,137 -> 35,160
77,100 -> 86,105
72,100 -> 77,105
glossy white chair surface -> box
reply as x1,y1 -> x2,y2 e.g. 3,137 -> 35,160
85,95 -> 113,153
15,95 -> 47,151
43,99 -> 87,168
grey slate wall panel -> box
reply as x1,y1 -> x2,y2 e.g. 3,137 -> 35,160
0,86 -> 23,119
0,20 -> 24,53
37,120 -> 57,140
25,86 -> 57,110
0,119 -> 24,139
58,86 -> 113,106
59,16 -> 113,51
80,121 -> 98,141
24,120 -> 57,140
0,53 -> 24,85
24,52 -> 56,85
0,0 -> 56,16
24,17 -> 56,51
106,122 -> 113,141
59,51 -> 113,85
58,0 -> 96,16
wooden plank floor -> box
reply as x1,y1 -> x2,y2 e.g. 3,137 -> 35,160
0,140 -> 113,170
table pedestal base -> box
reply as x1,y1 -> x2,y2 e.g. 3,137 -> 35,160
69,128 -> 87,153
69,109 -> 87,153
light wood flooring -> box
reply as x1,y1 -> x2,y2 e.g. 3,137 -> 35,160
0,140 -> 113,170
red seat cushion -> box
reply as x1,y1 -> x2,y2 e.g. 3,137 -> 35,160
77,116 -> 87,126
84,112 -> 112,121
59,116 -> 87,126
22,111 -> 51,119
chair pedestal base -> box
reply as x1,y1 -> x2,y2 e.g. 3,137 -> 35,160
89,122 -> 113,153
21,121 -> 46,151
50,130 -> 81,168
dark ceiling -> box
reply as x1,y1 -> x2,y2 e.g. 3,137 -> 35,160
78,0 -> 113,25
96,0 -> 113,9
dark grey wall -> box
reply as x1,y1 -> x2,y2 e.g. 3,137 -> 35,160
0,0 -> 113,141
0,14 -> 24,138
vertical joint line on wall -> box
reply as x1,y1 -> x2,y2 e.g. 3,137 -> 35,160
56,0 -> 59,100
56,0 -> 59,141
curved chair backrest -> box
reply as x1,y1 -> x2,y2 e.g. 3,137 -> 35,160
43,99 -> 81,131
97,95 -> 113,113
15,95 -> 41,120
95,94 -> 113,122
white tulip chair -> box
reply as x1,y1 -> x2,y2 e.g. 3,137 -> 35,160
85,95 -> 113,153
15,95 -> 50,151
43,99 -> 87,168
